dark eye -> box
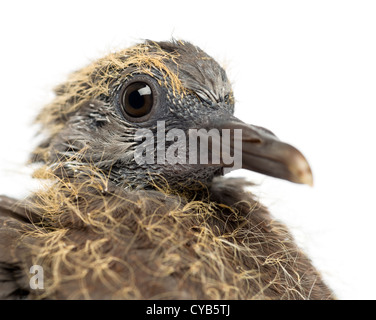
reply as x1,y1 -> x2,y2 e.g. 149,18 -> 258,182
121,82 -> 153,118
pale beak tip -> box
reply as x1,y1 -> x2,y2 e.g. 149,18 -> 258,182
302,172 -> 314,187
290,153 -> 314,187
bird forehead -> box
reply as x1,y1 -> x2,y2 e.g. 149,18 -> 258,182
150,40 -> 232,102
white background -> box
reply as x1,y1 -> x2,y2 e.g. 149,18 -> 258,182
0,0 -> 375,299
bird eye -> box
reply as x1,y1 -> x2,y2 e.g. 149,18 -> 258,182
121,82 -> 153,118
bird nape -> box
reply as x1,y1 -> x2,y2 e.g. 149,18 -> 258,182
0,40 -> 334,300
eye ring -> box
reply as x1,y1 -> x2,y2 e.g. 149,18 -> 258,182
118,75 -> 160,122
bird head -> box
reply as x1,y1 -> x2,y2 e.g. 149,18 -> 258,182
32,40 -> 312,191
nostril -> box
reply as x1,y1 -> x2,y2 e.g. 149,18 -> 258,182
251,138 -> 262,144
244,138 -> 262,144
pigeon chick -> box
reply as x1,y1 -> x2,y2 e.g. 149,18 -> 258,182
0,40 -> 334,300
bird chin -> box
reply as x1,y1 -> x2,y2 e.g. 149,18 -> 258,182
135,165 -> 224,194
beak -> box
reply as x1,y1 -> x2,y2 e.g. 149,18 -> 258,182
211,117 -> 313,186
